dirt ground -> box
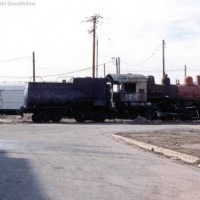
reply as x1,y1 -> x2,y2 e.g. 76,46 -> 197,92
116,114 -> 200,162
117,131 -> 200,158
120,117 -> 200,160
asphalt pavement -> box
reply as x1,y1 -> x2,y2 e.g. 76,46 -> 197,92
0,124 -> 200,200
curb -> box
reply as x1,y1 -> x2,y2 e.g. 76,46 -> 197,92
112,134 -> 200,164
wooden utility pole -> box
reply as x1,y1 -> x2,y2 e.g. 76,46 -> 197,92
33,52 -> 35,82
118,57 -> 120,74
85,14 -> 103,78
96,37 -> 98,78
92,19 -> 96,78
115,58 -> 118,74
184,65 -> 187,77
104,63 -> 105,77
162,40 -> 165,78
112,57 -> 120,74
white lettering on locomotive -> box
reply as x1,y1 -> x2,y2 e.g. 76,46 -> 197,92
125,93 -> 136,100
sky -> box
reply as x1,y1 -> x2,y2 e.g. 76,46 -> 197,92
0,0 -> 200,84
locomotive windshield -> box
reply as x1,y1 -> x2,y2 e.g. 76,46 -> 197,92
123,83 -> 136,93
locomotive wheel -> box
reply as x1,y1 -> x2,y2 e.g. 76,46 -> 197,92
32,113 -> 50,123
93,114 -> 106,122
32,113 -> 41,123
42,114 -> 50,123
51,115 -> 62,123
132,111 -> 139,120
75,113 -> 86,123
145,108 -> 158,121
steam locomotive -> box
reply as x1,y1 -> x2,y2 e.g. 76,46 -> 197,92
22,73 -> 200,122
147,75 -> 200,120
0,74 -> 200,122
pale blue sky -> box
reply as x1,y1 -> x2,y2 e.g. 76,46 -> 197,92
0,0 -> 200,84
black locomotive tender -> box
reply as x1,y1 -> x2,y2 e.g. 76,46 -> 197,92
24,77 -> 110,122
23,73 -> 200,122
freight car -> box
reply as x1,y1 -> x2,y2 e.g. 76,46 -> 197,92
0,82 -> 26,115
23,77 -> 113,122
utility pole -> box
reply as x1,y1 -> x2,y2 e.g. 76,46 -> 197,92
184,65 -> 187,77
33,51 -> 35,82
96,37 -> 98,78
112,57 -> 120,74
162,40 -> 165,78
85,14 -> 103,78
115,58 -> 118,74
104,63 -> 106,77
117,57 -> 120,74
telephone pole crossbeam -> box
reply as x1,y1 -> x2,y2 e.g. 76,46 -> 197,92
84,14 -> 103,78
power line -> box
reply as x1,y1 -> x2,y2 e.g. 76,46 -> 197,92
42,60 -> 114,78
0,59 -> 114,80
42,67 -> 92,78
0,76 -> 31,79
0,65 -> 199,79
0,56 -> 31,64
122,43 -> 162,67
120,68 -> 200,73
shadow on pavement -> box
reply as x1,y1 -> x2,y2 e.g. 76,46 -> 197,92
0,150 -> 47,200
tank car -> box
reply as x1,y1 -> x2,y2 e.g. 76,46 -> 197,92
147,75 -> 200,120
0,82 -> 26,115
23,77 -> 111,123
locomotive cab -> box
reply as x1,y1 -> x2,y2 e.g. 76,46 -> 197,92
121,75 -> 147,102
106,74 -> 151,119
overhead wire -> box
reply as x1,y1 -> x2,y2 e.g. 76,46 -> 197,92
0,56 -> 31,64
42,60 -> 114,78
0,55 -> 31,79
120,67 -> 200,74
122,43 -> 162,67
0,58 -> 114,79
1,51 -> 199,80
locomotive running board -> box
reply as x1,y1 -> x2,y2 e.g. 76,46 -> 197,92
185,107 -> 199,119
156,111 -> 178,118
157,109 -> 199,120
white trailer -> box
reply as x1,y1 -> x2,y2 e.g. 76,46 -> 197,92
0,82 -> 26,115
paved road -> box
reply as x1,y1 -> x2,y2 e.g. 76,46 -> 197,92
0,123 -> 200,200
